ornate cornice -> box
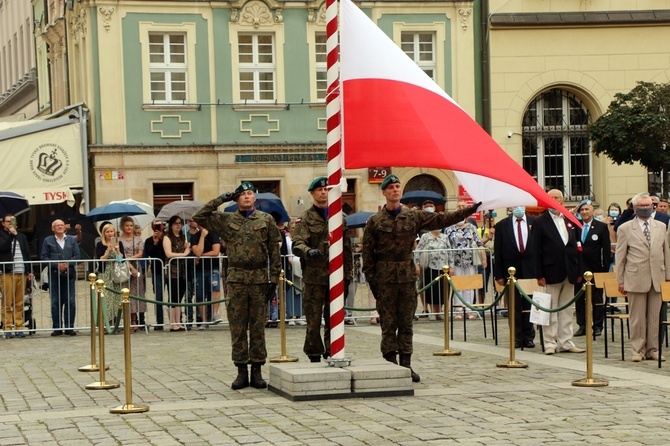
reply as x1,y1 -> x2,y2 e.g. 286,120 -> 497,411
231,0 -> 282,27
99,7 -> 115,31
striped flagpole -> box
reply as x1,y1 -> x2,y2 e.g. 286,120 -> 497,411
326,0 -> 345,359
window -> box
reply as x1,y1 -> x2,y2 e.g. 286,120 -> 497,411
401,32 -> 436,80
238,33 -> 275,102
315,32 -> 327,101
522,89 -> 592,201
153,182 -> 194,216
148,33 -> 187,103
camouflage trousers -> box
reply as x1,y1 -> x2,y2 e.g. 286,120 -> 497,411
302,283 -> 330,357
376,281 -> 417,355
226,282 -> 267,365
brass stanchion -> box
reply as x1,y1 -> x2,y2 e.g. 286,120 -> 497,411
111,289 -> 150,413
434,265 -> 461,356
497,267 -> 527,368
79,273 -> 105,372
572,271 -> 609,387
86,279 -> 120,390
270,270 -> 299,363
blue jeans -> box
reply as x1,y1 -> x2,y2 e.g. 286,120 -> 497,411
151,264 -> 165,326
195,269 -> 213,321
49,271 -> 76,329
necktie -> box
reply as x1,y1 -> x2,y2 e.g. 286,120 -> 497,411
582,223 -> 589,243
644,222 -> 651,246
517,218 -> 525,254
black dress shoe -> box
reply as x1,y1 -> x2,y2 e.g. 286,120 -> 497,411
514,342 -> 522,349
524,340 -> 535,348
593,328 -> 603,337
64,330 -> 77,336
51,330 -> 63,337
574,327 -> 586,337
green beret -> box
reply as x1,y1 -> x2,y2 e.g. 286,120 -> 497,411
380,174 -> 400,190
308,176 -> 328,191
234,181 -> 255,196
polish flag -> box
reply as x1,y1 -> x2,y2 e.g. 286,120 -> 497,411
340,0 -> 578,224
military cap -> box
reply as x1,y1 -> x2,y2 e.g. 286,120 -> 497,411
577,199 -> 592,212
233,181 -> 255,199
308,176 -> 328,191
380,174 -> 401,190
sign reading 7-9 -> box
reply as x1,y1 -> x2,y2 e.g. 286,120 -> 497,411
368,167 -> 391,184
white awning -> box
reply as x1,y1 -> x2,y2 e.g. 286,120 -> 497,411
0,114 -> 84,205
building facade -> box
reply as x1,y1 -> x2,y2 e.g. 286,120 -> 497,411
18,0 -> 669,222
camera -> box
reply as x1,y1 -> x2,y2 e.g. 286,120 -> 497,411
152,222 -> 165,232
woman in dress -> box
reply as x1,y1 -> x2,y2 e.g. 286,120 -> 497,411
118,216 -> 146,331
95,222 -> 125,329
415,229 -> 450,319
162,215 -> 191,331
444,203 -> 487,320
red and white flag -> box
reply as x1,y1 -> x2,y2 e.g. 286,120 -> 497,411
340,0 -> 577,223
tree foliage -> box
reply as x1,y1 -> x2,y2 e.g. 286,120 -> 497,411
589,81 -> 670,170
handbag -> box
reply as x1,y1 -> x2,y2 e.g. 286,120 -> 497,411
112,260 -> 131,284
529,291 -> 551,326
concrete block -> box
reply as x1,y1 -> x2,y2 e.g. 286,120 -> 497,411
352,378 -> 412,391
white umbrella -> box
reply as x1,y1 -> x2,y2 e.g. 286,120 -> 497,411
108,199 -> 155,230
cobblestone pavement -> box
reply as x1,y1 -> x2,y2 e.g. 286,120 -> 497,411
1,307 -> 670,446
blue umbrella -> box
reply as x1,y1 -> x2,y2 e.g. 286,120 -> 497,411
225,192 -> 290,223
345,211 -> 374,229
0,192 -> 30,217
86,203 -> 147,222
400,190 -> 446,206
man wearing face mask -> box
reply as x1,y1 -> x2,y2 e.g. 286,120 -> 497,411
615,194 -> 670,230
493,206 -> 535,348
616,192 -> 670,362
531,189 -> 584,355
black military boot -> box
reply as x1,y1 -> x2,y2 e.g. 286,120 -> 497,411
383,351 -> 398,364
231,364 -> 249,390
308,355 -> 321,363
399,353 -> 420,383
250,363 -> 268,389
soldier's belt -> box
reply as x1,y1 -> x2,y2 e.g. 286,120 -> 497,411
228,261 -> 267,269
376,255 -> 412,261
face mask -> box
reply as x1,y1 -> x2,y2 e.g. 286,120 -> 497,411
594,215 -> 603,221
636,207 -> 653,218
548,208 -> 559,215
424,207 -> 435,213
609,210 -> 619,218
512,207 -> 525,218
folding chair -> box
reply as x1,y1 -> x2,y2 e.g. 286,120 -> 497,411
603,279 -> 630,360
516,279 -> 545,352
449,274 -> 484,342
657,282 -> 670,368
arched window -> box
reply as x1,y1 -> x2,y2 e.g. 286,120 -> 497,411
522,89 -> 592,201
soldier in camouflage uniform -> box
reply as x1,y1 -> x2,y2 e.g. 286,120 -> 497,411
292,177 -> 353,362
192,182 -> 281,390
362,175 -> 480,382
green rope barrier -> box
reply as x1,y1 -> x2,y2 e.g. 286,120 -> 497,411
447,276 -> 507,312
103,285 -> 228,307
515,281 -> 585,312
417,273 -> 445,295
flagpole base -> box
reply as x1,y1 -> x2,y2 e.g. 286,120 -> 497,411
571,377 -> 609,387
78,364 -> 109,372
496,360 -> 528,368
434,349 -> 461,356
270,355 -> 299,363
110,403 -> 150,414
85,381 -> 120,390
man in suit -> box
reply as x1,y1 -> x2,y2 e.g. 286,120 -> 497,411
616,192 -> 670,362
531,189 -> 585,355
574,200 -> 611,337
41,219 -> 81,336
493,206 -> 535,348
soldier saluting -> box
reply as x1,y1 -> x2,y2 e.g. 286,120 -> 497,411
193,182 -> 281,390
362,175 -> 480,382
